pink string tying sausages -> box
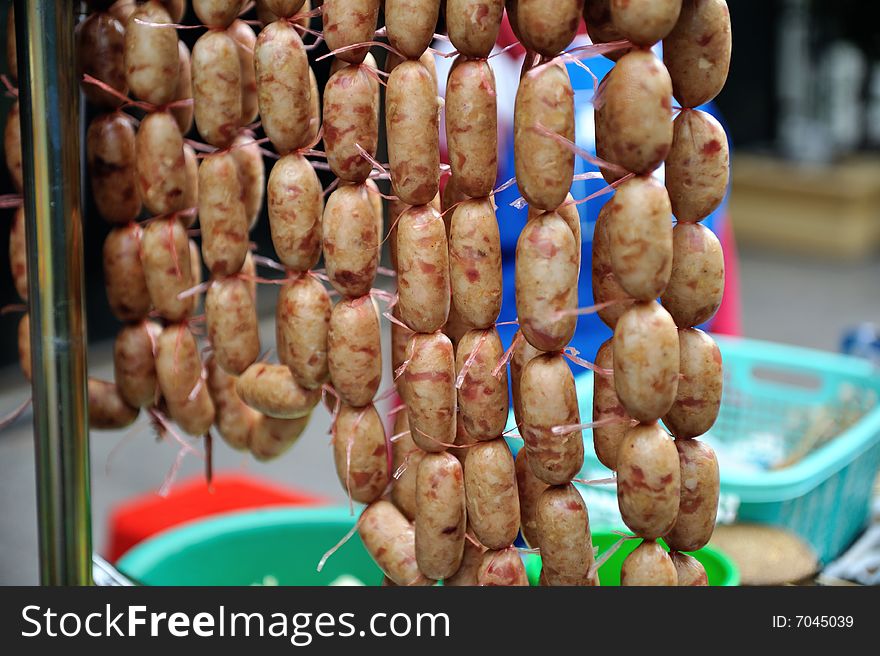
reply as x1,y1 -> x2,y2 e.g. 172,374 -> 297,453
562,346 -> 614,377
148,406 -> 204,497
0,303 -> 26,316
492,331 -> 523,379
0,193 -> 22,208
316,40 -> 405,63
454,329 -> 490,390
587,533 -> 639,580
551,415 -> 636,436
0,396 -> 31,433
552,298 -> 634,321
1,74 -> 18,97
82,74 -> 194,114
316,517 -> 362,573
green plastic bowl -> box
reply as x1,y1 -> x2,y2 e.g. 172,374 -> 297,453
118,506 -> 384,586
118,506 -> 738,586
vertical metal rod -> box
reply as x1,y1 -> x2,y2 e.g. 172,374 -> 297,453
15,0 -> 92,586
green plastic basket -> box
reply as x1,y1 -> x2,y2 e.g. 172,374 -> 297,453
506,336 -> 880,564
117,507 -> 738,586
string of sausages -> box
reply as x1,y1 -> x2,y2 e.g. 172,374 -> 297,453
374,0 -> 459,586
74,1 -> 316,472
319,1 -> 391,522
6,0 -> 732,585
78,1 -> 205,457
3,5 -> 32,417
587,0 -> 730,585
509,0 -> 595,587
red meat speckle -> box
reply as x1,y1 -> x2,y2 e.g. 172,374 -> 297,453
702,140 -> 722,156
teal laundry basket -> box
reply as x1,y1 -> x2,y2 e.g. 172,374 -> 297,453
508,336 -> 880,564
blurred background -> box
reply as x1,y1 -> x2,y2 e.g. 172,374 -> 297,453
1,1 -> 879,586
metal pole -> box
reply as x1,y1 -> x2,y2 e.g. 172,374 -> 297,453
15,0 -> 92,586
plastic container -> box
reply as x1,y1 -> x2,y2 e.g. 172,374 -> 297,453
509,336 -> 880,564
106,474 -> 327,561
117,506 -> 738,586
118,507 -> 384,586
